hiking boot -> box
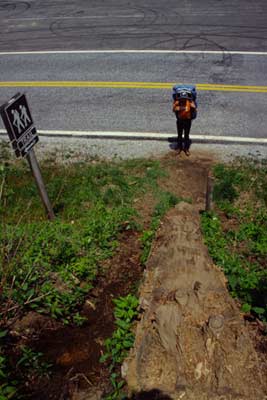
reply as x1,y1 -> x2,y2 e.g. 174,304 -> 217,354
177,148 -> 182,155
184,149 -> 190,156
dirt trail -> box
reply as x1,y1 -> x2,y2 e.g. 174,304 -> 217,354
124,155 -> 267,399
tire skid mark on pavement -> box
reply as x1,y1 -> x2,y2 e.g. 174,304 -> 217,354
1,50 -> 267,55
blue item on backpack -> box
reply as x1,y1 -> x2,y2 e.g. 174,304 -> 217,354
172,84 -> 198,119
172,84 -> 197,101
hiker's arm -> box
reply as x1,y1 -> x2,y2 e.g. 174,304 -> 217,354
173,101 -> 180,112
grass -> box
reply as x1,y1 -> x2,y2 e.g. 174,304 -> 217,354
201,158 -> 267,321
0,157 -> 168,323
0,145 -> 179,398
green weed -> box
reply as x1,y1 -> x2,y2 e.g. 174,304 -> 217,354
0,156 -> 178,397
0,330 -> 17,400
100,294 -> 139,399
213,163 -> 246,204
17,346 -> 52,378
201,158 -> 267,320
201,211 -> 267,320
140,192 -> 181,265
0,157 -> 176,326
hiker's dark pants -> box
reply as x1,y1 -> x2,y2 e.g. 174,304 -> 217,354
176,118 -> 192,150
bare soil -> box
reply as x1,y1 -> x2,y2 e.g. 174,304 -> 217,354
8,151 -> 267,399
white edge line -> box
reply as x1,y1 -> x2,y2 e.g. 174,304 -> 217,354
1,50 -> 267,56
0,129 -> 267,144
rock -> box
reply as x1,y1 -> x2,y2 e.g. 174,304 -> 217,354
208,315 -> 224,336
121,360 -> 129,379
12,311 -> 59,335
175,289 -> 189,307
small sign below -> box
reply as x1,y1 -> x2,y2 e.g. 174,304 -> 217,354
0,93 -> 39,157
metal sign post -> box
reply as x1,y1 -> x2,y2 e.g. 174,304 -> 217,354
0,93 -> 55,220
26,149 -> 55,220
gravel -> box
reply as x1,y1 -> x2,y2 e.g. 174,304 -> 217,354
1,136 -> 267,163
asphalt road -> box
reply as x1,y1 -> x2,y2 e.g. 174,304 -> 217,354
0,1 -> 267,140
0,52 -> 266,138
1,0 -> 267,52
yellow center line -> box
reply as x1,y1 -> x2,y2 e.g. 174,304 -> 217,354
0,81 -> 266,92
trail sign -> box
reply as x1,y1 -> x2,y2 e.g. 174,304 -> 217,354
0,92 -> 38,157
0,93 -> 55,220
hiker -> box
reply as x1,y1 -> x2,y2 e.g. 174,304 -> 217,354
172,85 -> 197,156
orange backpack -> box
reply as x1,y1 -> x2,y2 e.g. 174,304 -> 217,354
178,99 -> 191,120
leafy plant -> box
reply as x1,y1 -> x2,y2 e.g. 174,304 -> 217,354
201,210 -> 267,319
140,192 -> 180,265
100,294 -> 139,399
0,330 -> 17,400
17,346 -> 52,378
201,158 -> 267,321
0,355 -> 17,400
72,313 -> 87,326
104,372 -> 125,400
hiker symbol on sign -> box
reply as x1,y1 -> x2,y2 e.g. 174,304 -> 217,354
11,109 -> 25,133
0,93 -> 38,157
11,105 -> 32,133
